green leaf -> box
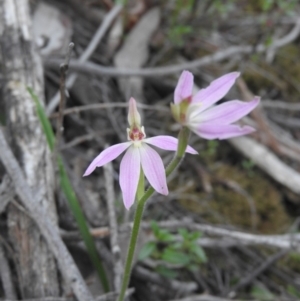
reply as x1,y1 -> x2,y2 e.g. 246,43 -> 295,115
188,231 -> 202,241
150,221 -> 160,237
251,285 -> 274,301
157,230 -> 176,242
162,248 -> 190,265
150,221 -> 175,242
189,244 -> 207,263
138,242 -> 156,261
27,87 -> 55,150
261,0 -> 274,11
287,285 -> 300,298
178,228 -> 189,239
156,265 -> 178,279
170,242 -> 183,250
28,87 -> 109,292
188,264 -> 198,272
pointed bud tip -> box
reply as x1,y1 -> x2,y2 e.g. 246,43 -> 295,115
129,97 -> 136,105
128,97 -> 141,127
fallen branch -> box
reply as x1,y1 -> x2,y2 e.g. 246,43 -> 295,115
0,243 -> 17,300
0,127 -> 95,301
229,136 -> 300,195
104,161 -> 123,291
44,17 -> 300,78
0,175 -> 15,214
139,220 -> 300,251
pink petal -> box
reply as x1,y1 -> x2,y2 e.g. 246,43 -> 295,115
174,70 -> 194,104
144,136 -> 198,154
83,142 -> 131,176
192,72 -> 240,111
192,97 -> 260,125
192,123 -> 256,140
139,143 -> 168,195
119,146 -> 141,210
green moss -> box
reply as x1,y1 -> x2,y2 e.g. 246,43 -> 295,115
214,165 -> 290,233
274,44 -> 300,102
177,164 -> 290,234
282,252 -> 300,273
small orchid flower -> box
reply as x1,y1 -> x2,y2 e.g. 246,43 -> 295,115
171,71 -> 260,140
84,97 -> 197,210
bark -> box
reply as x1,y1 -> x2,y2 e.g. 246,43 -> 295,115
0,0 -> 60,298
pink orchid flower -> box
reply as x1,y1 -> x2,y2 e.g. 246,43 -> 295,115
171,71 -> 260,139
84,97 -> 197,210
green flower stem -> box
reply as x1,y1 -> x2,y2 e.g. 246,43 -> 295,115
136,168 -> 145,201
117,126 -> 190,301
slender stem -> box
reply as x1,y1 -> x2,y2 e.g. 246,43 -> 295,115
117,127 -> 190,301
136,168 -> 145,201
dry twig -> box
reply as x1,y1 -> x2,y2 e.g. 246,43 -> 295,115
50,102 -> 168,118
141,220 -> 300,251
46,4 -> 123,115
45,17 -> 300,78
230,136 -> 300,195
53,42 -> 74,163
0,243 -> 17,300
225,249 -> 287,297
0,175 -> 15,214
104,160 -> 123,291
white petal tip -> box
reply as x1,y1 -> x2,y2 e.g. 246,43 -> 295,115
232,71 -> 241,78
186,145 -> 199,155
123,198 -> 135,210
124,204 -> 132,210
253,96 -> 261,103
160,187 -> 169,195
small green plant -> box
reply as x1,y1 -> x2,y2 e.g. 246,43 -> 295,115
166,0 -> 194,47
287,285 -> 300,299
251,285 -> 274,301
259,0 -> 297,13
241,159 -> 255,177
199,140 -> 219,162
168,25 -> 192,47
210,0 -> 235,15
139,221 -> 207,277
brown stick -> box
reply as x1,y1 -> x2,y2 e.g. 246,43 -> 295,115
0,127 -> 95,301
0,0 -> 60,297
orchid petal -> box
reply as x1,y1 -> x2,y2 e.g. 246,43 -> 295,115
191,97 -> 260,125
144,136 -> 198,154
192,72 -> 240,111
174,70 -> 194,104
83,142 -> 131,176
120,146 -> 141,210
192,123 -> 256,140
139,143 -> 168,195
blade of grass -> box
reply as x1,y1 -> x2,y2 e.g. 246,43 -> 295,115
28,87 -> 110,292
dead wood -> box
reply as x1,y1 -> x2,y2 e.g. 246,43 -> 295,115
0,0 -> 59,297
0,127 -> 95,301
